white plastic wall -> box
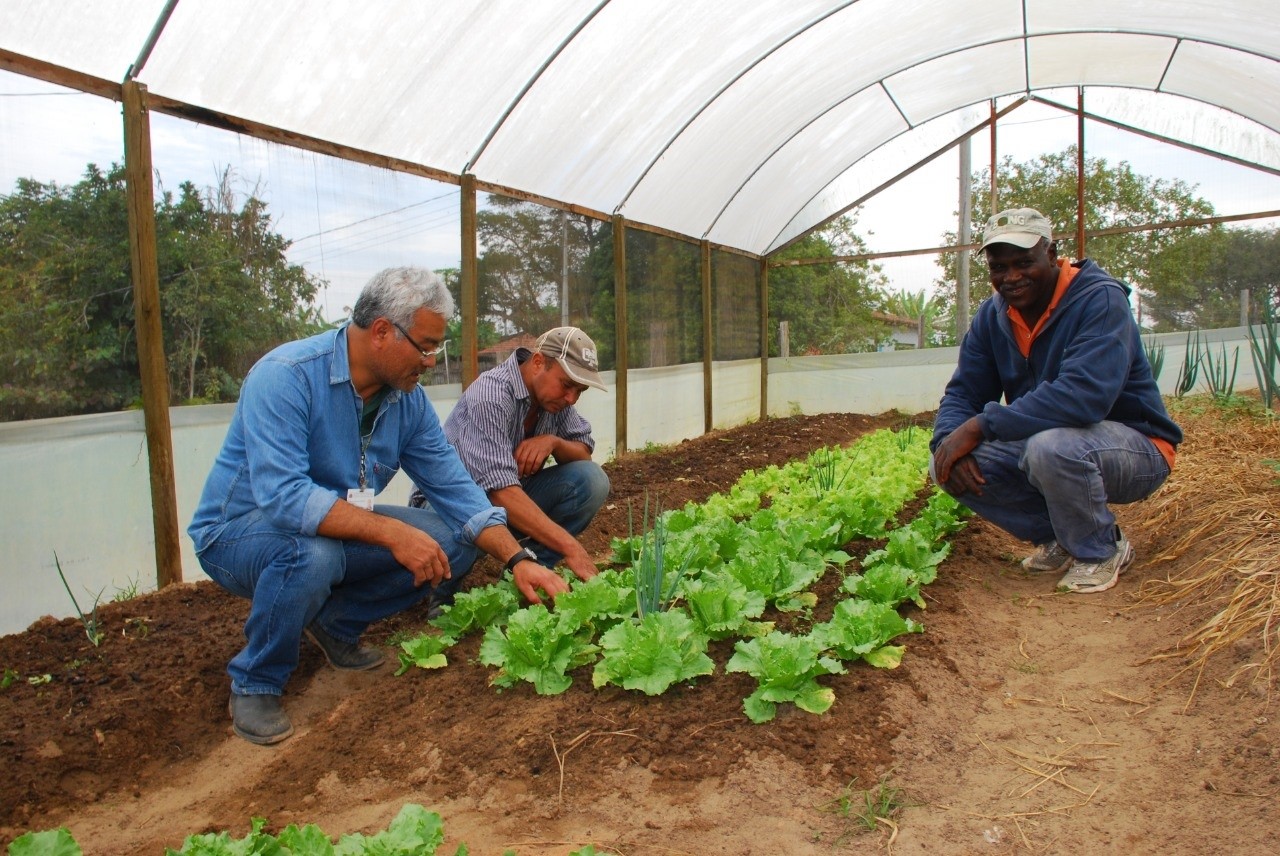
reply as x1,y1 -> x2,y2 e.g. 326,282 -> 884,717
0,327 -> 1260,635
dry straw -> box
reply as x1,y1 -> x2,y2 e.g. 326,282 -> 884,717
1134,398 -> 1280,705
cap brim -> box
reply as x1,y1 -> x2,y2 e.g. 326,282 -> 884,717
980,231 -> 1046,251
557,358 -> 607,392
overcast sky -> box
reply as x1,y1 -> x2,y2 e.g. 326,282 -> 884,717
3,69 -> 1278,321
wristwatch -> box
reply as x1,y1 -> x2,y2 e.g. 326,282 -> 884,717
504,547 -> 538,572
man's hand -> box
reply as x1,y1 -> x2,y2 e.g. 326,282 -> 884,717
561,544 -> 599,582
933,416 -> 987,496
512,558 -> 571,604
514,435 -> 559,478
390,527 -> 452,587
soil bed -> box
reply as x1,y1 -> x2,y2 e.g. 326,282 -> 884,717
1,406 -> 1276,855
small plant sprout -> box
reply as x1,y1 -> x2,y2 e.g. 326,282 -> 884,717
820,775 -> 906,838
1199,339 -> 1239,403
52,552 -> 106,647
1247,298 -> 1280,411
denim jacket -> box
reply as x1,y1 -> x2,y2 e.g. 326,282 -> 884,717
189,325 -> 504,553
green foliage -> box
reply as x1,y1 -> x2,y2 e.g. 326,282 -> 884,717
427,582 -> 521,641
629,494 -> 693,617
680,572 -> 771,640
820,776 -> 906,834
1143,336 -> 1166,382
394,633 -> 454,675
7,827 -> 81,856
1,667 -> 19,690
725,632 -> 845,723
478,604 -> 599,695
1175,331 -> 1202,398
592,610 -> 715,695
1248,299 -> 1280,410
768,216 -> 890,355
1145,225 -> 1280,333
810,599 -> 924,669
934,146 -> 1221,338
550,569 -> 635,632
1199,340 -> 1239,402
0,165 -> 325,420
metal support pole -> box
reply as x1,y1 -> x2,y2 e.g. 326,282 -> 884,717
958,137 -> 972,339
759,258 -> 769,421
1076,88 -> 1087,258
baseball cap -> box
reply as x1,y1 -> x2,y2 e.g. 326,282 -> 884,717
535,326 -> 607,392
979,207 -> 1054,251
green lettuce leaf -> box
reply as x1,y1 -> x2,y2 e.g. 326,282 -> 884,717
592,610 -> 714,695
478,605 -> 598,696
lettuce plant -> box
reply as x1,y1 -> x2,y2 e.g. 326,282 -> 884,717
810,598 -> 924,669
725,632 -> 846,724
680,572 -> 770,640
429,581 -> 521,641
395,633 -> 455,675
478,605 -> 599,695
592,610 -> 714,695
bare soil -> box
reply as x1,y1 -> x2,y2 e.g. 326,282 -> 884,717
1,408 -> 1276,855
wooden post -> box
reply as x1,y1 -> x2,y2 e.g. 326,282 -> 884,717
460,174 -> 479,387
613,216 -> 628,456
989,99 -> 999,214
759,259 -> 769,420
701,239 -> 713,433
122,81 -> 182,588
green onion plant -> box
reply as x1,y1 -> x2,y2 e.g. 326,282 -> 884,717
53,551 -> 105,647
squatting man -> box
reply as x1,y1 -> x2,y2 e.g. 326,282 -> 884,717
930,207 -> 1182,594
189,266 -> 571,745
410,325 -> 610,595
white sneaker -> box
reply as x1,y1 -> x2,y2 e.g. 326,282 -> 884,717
1056,529 -> 1135,594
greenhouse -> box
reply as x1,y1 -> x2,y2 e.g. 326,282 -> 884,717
1,3 -> 1279,852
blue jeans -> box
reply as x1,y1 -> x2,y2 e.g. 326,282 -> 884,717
516,460 -> 610,566
930,421 -> 1170,562
196,505 -> 478,696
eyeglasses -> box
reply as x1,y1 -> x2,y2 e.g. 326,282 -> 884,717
391,322 -> 446,360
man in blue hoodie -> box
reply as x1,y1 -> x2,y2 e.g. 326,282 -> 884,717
931,207 -> 1181,594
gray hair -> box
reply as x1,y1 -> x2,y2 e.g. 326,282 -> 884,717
351,267 -> 455,329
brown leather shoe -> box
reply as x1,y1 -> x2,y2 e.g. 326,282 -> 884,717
228,693 -> 293,745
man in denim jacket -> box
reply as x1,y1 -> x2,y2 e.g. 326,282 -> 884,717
931,208 -> 1181,595
189,267 -> 568,745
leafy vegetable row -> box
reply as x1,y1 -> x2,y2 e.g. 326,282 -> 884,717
398,428 -> 969,722
7,804 -> 604,855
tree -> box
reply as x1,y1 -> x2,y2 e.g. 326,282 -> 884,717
1144,226 -> 1280,330
0,164 -> 325,420
476,195 -> 611,339
769,216 -> 889,355
933,146 -> 1218,337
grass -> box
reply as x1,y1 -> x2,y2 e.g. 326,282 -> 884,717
819,775 -> 906,843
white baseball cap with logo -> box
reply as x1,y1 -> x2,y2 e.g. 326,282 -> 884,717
535,326 -> 607,392
980,207 -> 1054,251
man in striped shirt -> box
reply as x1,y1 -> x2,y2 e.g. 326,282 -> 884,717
411,326 -> 610,584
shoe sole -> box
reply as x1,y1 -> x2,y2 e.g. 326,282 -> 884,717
304,628 -> 386,671
228,700 -> 294,745
1059,543 -> 1135,594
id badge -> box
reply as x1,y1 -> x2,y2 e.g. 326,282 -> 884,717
347,487 -> 375,511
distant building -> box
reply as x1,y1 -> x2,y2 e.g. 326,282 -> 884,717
478,332 -> 540,372
872,311 -> 923,350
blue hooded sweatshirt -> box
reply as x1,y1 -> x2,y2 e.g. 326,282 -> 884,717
931,259 -> 1182,452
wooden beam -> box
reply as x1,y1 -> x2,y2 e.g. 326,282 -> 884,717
1076,88 -> 1087,257
613,216 -> 629,456
121,81 -> 182,588
701,240 -> 713,433
759,259 -> 769,421
460,174 -> 479,387
0,48 -> 121,101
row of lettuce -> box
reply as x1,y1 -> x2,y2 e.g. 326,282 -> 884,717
399,427 -> 968,723
8,803 -> 592,855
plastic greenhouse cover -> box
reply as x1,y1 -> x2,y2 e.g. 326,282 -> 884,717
1,0 -> 1277,256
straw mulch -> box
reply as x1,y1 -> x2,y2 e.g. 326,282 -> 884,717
1134,396 -> 1280,704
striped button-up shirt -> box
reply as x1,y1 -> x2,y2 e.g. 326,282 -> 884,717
444,349 -> 595,492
